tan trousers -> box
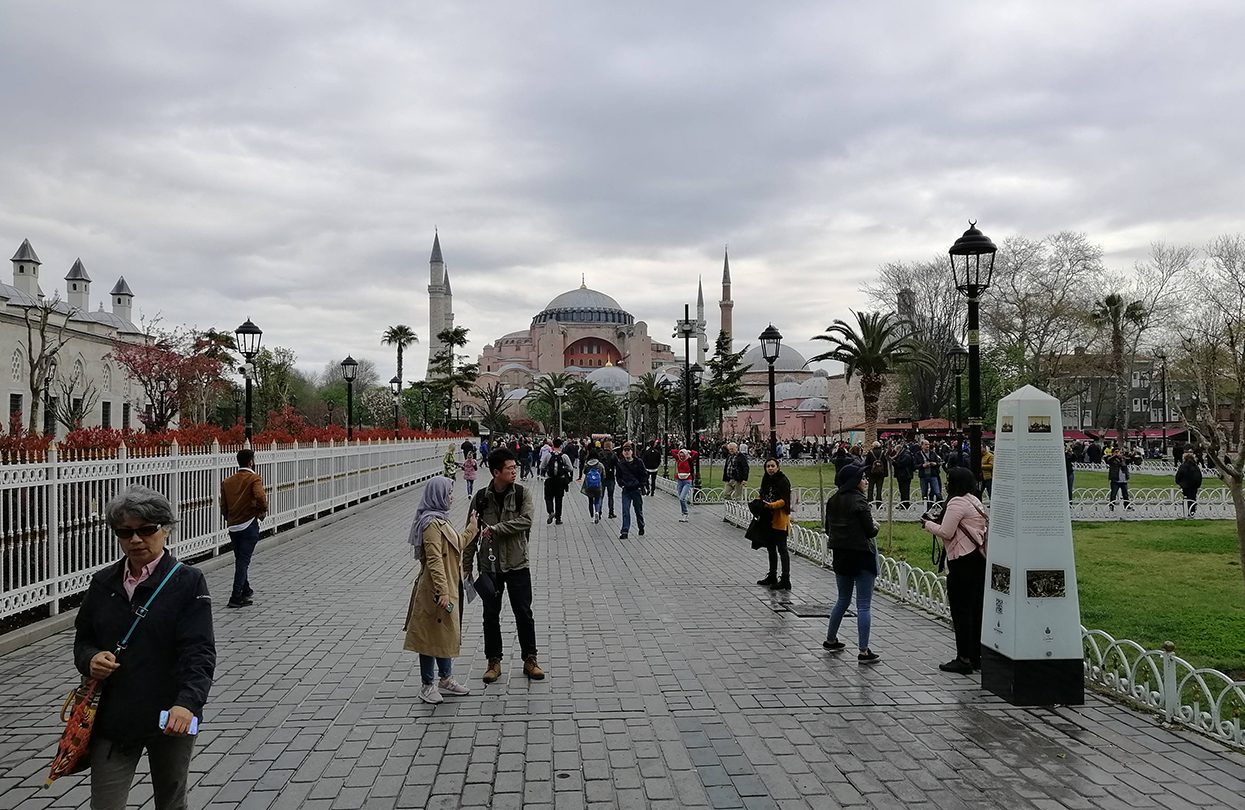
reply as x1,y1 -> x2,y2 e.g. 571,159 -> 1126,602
723,480 -> 747,501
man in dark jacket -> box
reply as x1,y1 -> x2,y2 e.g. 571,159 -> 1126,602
464,448 -> 543,682
598,440 -> 619,518
890,441 -> 915,509
722,442 -> 750,501
615,442 -> 648,538
76,485 -> 215,810
1175,451 -> 1203,516
641,441 -> 662,495
540,439 -> 574,524
1107,452 -> 1131,509
864,441 -> 888,505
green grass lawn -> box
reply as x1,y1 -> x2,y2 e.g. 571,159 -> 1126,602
688,461 -> 1225,491
794,518 -> 1245,675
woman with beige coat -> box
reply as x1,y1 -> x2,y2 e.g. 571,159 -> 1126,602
404,476 -> 475,704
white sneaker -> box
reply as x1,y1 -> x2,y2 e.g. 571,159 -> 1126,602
438,677 -> 471,696
419,683 -> 443,704
679,515 -> 689,522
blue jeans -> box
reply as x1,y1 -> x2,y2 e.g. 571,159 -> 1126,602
419,655 -> 452,685
586,491 -> 602,516
466,479 -> 475,496
920,475 -> 941,507
677,479 -> 694,514
827,572 -> 876,650
229,520 -> 260,601
621,488 -> 644,534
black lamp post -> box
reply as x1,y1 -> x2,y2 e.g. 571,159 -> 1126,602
554,386 -> 566,437
689,362 -> 704,490
949,222 -> 997,483
389,375 -> 401,438
234,318 -> 263,442
622,399 -> 630,439
949,343 -> 968,433
340,355 -> 358,441
659,379 -> 673,478
1155,350 -> 1169,454
676,304 -> 696,452
759,324 -> 783,459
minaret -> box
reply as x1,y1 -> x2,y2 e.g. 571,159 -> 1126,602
110,277 -> 134,323
65,258 -> 91,312
426,231 -> 450,377
695,276 -> 708,365
720,247 -> 733,352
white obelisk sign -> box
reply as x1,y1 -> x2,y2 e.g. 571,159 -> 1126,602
980,385 -> 1084,705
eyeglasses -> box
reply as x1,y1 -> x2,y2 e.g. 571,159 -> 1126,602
113,524 -> 164,539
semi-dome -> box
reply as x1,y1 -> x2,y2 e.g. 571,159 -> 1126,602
798,376 -> 830,397
585,363 -> 632,394
742,343 -> 809,373
796,397 -> 830,412
533,284 -> 634,326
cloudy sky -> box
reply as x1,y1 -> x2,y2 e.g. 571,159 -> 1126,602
2,1 -> 1243,381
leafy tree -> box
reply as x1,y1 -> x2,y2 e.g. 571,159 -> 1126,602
702,331 -> 759,432
109,326 -> 230,433
50,363 -> 101,431
629,372 -> 669,440
402,381 -> 438,430
382,325 -> 418,388
564,379 -> 618,437
427,327 -> 479,426
808,311 -> 931,445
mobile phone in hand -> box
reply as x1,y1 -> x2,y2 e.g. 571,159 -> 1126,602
159,710 -> 199,735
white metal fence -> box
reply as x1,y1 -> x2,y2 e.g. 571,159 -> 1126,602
656,478 -> 1236,522
712,497 -> 1245,748
0,439 -> 446,621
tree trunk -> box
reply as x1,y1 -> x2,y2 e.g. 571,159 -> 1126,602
861,375 -> 882,446
1231,481 -> 1245,592
1112,327 -> 1127,443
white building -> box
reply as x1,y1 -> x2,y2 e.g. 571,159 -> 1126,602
2,239 -> 145,436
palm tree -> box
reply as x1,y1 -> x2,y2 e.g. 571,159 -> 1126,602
524,373 -> 576,433
807,311 -> 930,445
566,379 -> 618,436
1092,293 -> 1147,442
381,325 -> 418,390
630,372 -> 668,438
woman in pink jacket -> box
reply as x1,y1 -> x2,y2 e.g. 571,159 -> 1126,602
921,467 -> 987,675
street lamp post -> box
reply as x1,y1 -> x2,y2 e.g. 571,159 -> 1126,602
689,362 -> 704,490
659,379 -> 673,478
949,222 -> 997,484
389,375 -> 401,438
759,324 -> 783,459
340,355 -> 358,441
949,343 -> 968,433
155,375 -> 171,432
234,317 -> 263,442
1155,350 -> 1169,455
554,386 -> 566,438
676,304 -> 696,452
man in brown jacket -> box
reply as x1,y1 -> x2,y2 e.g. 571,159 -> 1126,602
219,449 -> 268,608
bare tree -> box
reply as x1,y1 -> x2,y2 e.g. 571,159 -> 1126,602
51,369 -> 102,431
984,232 -> 1103,388
20,295 -> 76,434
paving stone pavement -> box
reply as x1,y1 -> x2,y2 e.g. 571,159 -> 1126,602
1,480 -> 1243,810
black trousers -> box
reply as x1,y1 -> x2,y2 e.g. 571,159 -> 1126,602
947,551 -> 986,663
766,532 -> 790,578
867,478 -> 885,504
480,568 -> 538,661
543,483 -> 564,519
604,479 -> 616,514
1182,486 -> 1199,516
647,471 -> 658,494
897,477 -> 912,509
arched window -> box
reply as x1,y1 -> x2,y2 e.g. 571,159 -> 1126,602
102,364 -> 112,391
10,349 -> 21,382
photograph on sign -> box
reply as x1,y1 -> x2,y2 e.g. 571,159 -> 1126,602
1027,415 -> 1052,433
1000,416 -> 1014,433
991,564 -> 1011,594
1026,569 -> 1066,598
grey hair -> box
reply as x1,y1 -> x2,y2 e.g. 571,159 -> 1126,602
105,485 -> 177,527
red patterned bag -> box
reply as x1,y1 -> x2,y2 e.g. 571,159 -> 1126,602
46,679 -> 102,785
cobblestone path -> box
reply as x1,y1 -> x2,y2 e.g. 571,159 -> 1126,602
1,482 -> 1242,809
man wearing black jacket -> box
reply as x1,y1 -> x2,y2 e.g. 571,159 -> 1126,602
722,442 -> 750,501
599,439 -> 619,518
640,441 -> 662,495
75,485 -> 215,810
615,442 -> 648,538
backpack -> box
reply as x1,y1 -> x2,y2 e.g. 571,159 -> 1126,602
584,466 -> 602,491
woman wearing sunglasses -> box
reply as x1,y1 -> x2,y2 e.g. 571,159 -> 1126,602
72,484 -> 216,810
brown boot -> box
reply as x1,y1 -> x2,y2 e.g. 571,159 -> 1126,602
482,658 -> 503,683
523,655 -> 545,680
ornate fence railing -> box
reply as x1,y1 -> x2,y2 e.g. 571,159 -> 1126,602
658,477 -> 1235,522
715,497 -> 1245,748
0,438 -> 446,621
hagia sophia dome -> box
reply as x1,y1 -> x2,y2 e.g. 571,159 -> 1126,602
532,287 -> 635,326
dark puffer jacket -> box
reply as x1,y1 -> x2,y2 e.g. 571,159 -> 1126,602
824,489 -> 880,576
73,552 -> 216,745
